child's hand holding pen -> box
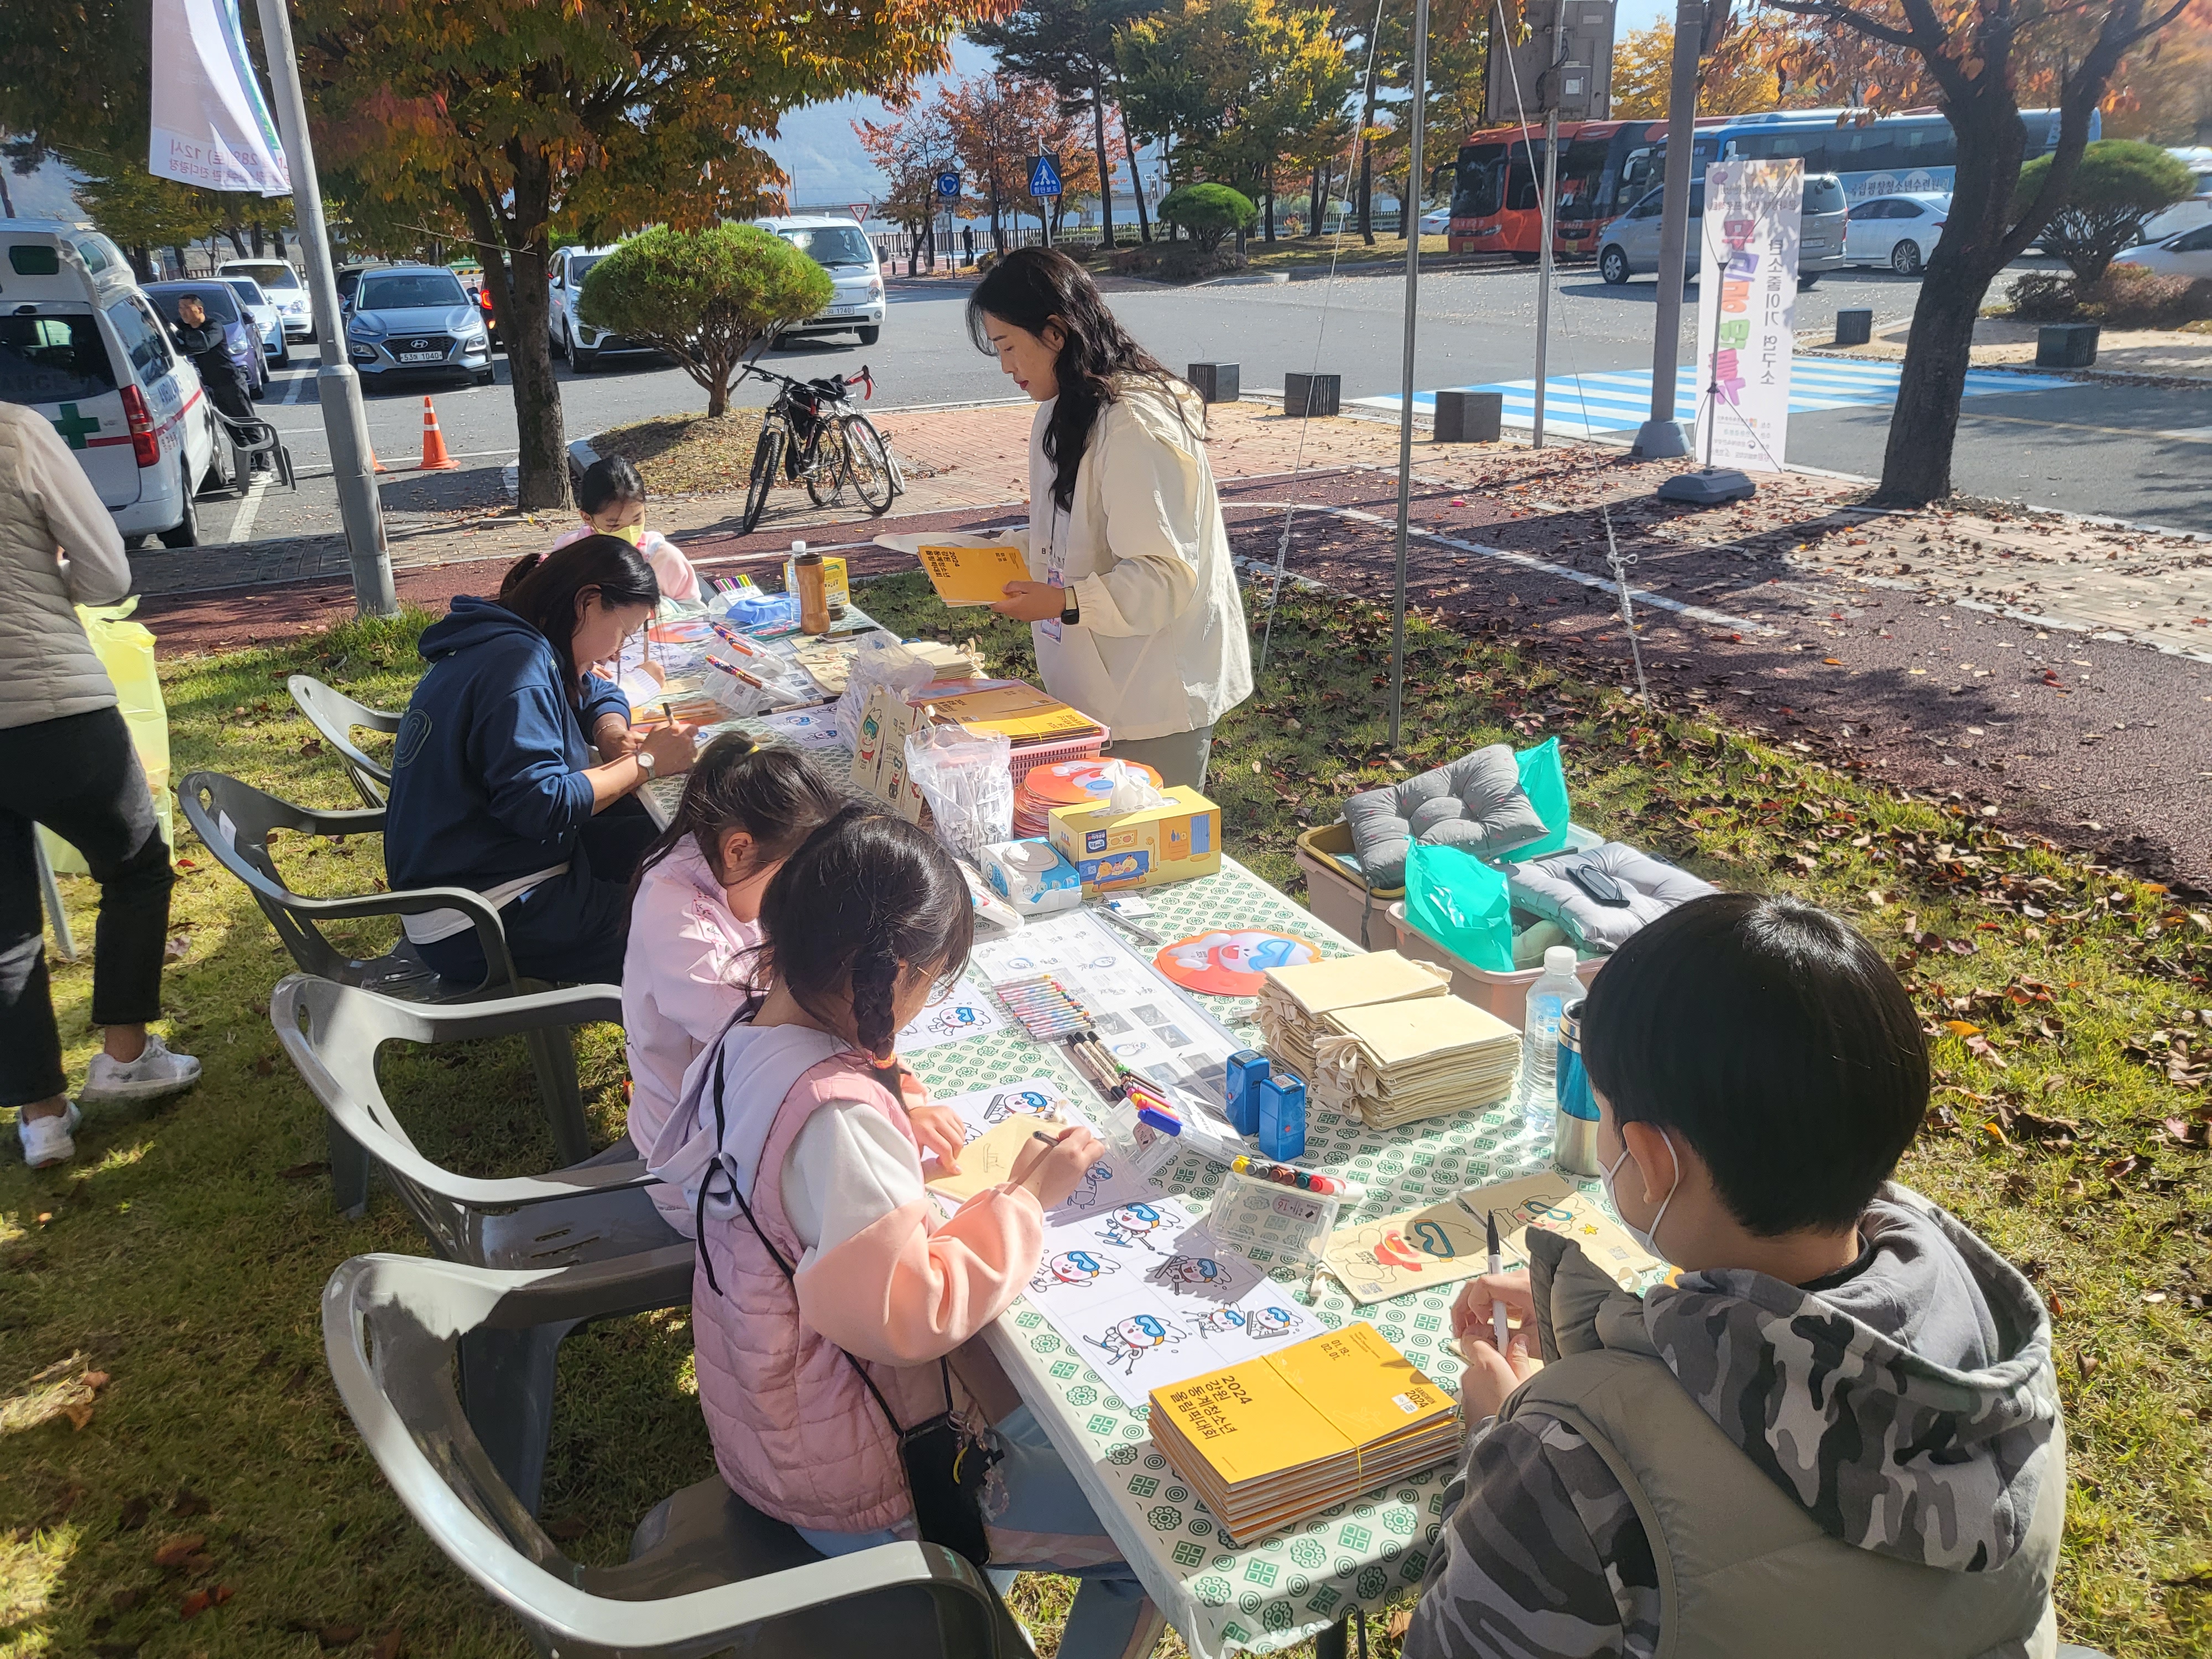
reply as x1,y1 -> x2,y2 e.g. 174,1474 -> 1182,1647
1449,1271 -> 1542,1421
1010,1125 -> 1103,1209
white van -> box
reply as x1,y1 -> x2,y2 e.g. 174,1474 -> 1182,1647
1,221 -> 224,547
752,216 -> 886,346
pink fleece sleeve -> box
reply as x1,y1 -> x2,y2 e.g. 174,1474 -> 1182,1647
794,1188 -> 1045,1366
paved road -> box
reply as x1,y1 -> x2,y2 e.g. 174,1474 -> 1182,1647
201,259 -> 2211,551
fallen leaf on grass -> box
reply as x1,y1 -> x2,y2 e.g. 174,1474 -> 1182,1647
117,1496 -> 150,1531
278,1162 -> 329,1181
542,1515 -> 591,1541
1944,1020 -> 1983,1037
153,1534 -> 207,1568
373,1629 -> 404,1659
63,1400 -> 95,1431
317,1624 -> 362,1648
169,1487 -> 210,1517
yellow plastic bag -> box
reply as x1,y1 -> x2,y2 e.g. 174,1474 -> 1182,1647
39,597 -> 174,875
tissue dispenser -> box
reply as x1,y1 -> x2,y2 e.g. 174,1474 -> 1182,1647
1045,786 -> 1222,893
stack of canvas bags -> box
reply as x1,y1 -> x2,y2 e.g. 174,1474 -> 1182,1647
1310,995 -> 1520,1129
1255,951 -> 1451,1082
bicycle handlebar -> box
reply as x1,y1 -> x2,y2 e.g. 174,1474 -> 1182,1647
739,358 -> 875,403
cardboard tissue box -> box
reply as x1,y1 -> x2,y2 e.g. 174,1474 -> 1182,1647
1046,786 -> 1222,891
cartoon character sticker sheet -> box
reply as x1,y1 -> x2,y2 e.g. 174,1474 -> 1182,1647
893,975 -> 1012,1053
968,911 -> 1244,1117
1021,1193 -> 1323,1387
926,1076 -> 1079,1144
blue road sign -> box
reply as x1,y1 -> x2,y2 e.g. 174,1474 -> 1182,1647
936,170 -> 961,199
1028,154 -> 1063,198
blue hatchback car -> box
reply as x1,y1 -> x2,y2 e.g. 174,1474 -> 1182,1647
344,265 -> 493,388
144,280 -> 267,398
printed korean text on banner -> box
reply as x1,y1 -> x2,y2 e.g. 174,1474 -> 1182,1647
1691,159 -> 1801,472
149,0 -> 292,196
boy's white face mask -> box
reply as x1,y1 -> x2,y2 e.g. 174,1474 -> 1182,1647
1602,1128 -> 1681,1264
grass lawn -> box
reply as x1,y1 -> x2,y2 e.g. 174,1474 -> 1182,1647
3,573 -> 2209,1657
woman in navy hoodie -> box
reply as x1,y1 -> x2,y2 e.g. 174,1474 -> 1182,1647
384,536 -> 696,985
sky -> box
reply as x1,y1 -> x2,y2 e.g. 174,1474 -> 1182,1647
764,3 -> 1680,206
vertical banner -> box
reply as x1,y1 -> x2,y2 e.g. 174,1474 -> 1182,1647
1692,159 -> 1801,471
149,0 -> 292,196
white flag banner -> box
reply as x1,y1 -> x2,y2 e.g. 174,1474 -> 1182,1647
1692,159 -> 1801,472
149,0 -> 292,197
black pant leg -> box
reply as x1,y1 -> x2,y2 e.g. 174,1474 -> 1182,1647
16,709 -> 175,1030
0,775 -> 64,1108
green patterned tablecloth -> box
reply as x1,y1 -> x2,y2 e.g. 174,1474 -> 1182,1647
645,721 -> 1581,1658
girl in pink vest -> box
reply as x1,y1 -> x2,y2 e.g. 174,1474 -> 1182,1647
621,736 -> 851,1233
650,807 -> 1165,1659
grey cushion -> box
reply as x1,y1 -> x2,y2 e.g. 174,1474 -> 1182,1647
1505,842 -> 1717,953
1341,744 -> 1548,889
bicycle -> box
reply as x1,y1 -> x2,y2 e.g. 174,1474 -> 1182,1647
737,360 -> 903,535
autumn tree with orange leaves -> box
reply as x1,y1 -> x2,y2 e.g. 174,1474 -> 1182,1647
290,0 -> 1015,508
1735,0 -> 2188,507
858,107 -> 957,273
941,74 -> 1102,251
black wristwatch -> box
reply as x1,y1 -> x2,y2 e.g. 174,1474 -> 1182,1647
1060,589 -> 1081,627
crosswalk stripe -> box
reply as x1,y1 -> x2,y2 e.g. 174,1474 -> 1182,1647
1360,357 -> 2074,430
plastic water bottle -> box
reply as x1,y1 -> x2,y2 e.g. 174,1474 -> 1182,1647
1516,947 -> 1580,1130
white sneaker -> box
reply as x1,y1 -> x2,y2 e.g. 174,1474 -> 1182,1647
79,1034 -> 202,1104
18,1102 -> 81,1168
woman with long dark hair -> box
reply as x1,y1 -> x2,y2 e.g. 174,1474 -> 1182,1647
967,247 -> 1251,788
384,535 -> 695,986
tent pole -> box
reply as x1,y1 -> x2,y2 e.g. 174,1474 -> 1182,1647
1389,0 -> 1432,748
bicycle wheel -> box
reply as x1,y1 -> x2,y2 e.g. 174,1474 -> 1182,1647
804,422 -> 847,507
841,415 -> 898,514
741,419 -> 785,536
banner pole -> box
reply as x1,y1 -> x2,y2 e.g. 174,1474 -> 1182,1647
1388,0 -> 1431,749
252,0 -> 395,617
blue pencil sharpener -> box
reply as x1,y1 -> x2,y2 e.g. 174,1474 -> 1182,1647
1225,1050 -> 1270,1136
1256,1072 -> 1306,1161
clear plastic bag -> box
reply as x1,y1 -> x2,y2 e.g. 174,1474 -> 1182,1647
904,721 -> 1013,863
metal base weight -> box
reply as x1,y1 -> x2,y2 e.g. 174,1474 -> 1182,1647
1630,418 -> 1689,460
1657,467 -> 1756,504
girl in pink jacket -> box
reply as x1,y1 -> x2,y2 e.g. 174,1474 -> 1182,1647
551,454 -> 700,604
649,807 -> 1164,1659
620,737 -> 844,1233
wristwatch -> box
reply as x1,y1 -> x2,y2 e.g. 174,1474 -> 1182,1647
1060,589 -> 1081,627
635,746 -> 656,774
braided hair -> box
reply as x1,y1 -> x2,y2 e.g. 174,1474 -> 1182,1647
755,805 -> 975,1063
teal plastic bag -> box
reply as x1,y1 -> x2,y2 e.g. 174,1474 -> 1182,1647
1502,737 -> 1571,862
1405,841 -> 1515,973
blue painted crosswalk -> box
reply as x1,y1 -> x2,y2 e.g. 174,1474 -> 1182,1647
1353,356 -> 2074,441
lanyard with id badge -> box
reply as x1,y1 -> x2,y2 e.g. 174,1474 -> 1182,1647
1039,501 -> 1067,643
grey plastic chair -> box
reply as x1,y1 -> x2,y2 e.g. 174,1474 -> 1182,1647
324,1250 -> 1035,1659
288,674 -> 400,807
212,404 -> 298,494
179,770 -> 591,1176
274,972 -> 679,1509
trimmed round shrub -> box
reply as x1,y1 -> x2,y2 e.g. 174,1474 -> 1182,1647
1157,184 -> 1260,254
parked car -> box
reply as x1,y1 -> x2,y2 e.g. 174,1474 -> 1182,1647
546,244 -> 654,371
336,261 -> 385,311
218,273 -> 288,366
752,216 -> 886,346
1,221 -> 224,547
1841,192 -> 1949,275
217,258 -> 313,343
474,280 -> 501,351
144,280 -> 268,399
1597,173 -> 1850,287
2110,222 -> 2212,280
2136,150 -> 2212,244
345,265 -> 494,388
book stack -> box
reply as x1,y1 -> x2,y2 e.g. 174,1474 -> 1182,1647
1309,995 -> 1521,1130
914,680 -> 1105,745
1148,1324 -> 1461,1542
1255,950 -> 1453,1082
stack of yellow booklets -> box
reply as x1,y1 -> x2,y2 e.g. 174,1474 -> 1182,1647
919,681 -> 1105,744
1254,950 -> 1452,1081
1148,1324 -> 1461,1542
1310,995 -> 1520,1129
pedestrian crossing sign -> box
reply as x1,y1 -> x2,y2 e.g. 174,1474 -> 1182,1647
1029,154 -> 1063,198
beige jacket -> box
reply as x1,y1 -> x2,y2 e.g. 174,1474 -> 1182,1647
1019,379 -> 1253,742
0,400 -> 132,729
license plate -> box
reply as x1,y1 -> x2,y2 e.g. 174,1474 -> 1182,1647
397,351 -> 444,363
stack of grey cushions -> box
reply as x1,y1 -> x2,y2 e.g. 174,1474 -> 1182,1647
1506,843 -> 1717,952
1341,744 -> 1548,889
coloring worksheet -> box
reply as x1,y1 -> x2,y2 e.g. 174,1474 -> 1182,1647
1021,1193 -> 1324,1387
928,1076 -> 1082,1144
967,911 -> 1245,1117
894,973 -> 1011,1053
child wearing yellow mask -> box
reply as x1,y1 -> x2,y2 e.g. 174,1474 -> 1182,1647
552,455 -> 701,604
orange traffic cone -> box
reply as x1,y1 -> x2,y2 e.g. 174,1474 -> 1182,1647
369,437 -> 388,474
418,396 -> 458,471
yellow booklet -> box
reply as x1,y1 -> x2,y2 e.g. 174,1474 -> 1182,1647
922,682 -> 1103,743
1149,1324 -> 1458,1538
916,543 -> 1031,607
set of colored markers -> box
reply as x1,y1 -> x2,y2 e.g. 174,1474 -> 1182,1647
994,974 -> 1094,1041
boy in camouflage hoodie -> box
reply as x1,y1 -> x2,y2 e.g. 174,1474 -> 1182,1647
1406,894 -> 2066,1659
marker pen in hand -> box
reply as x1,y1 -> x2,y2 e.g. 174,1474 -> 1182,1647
1486,1210 -> 1510,1355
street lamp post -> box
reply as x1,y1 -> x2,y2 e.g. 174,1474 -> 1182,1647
252,0 -> 395,615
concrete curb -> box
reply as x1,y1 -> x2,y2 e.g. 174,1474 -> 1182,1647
567,434 -> 602,483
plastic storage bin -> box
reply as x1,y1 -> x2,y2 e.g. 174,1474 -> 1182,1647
1386,900 -> 1603,1031
1293,821 -> 1401,951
